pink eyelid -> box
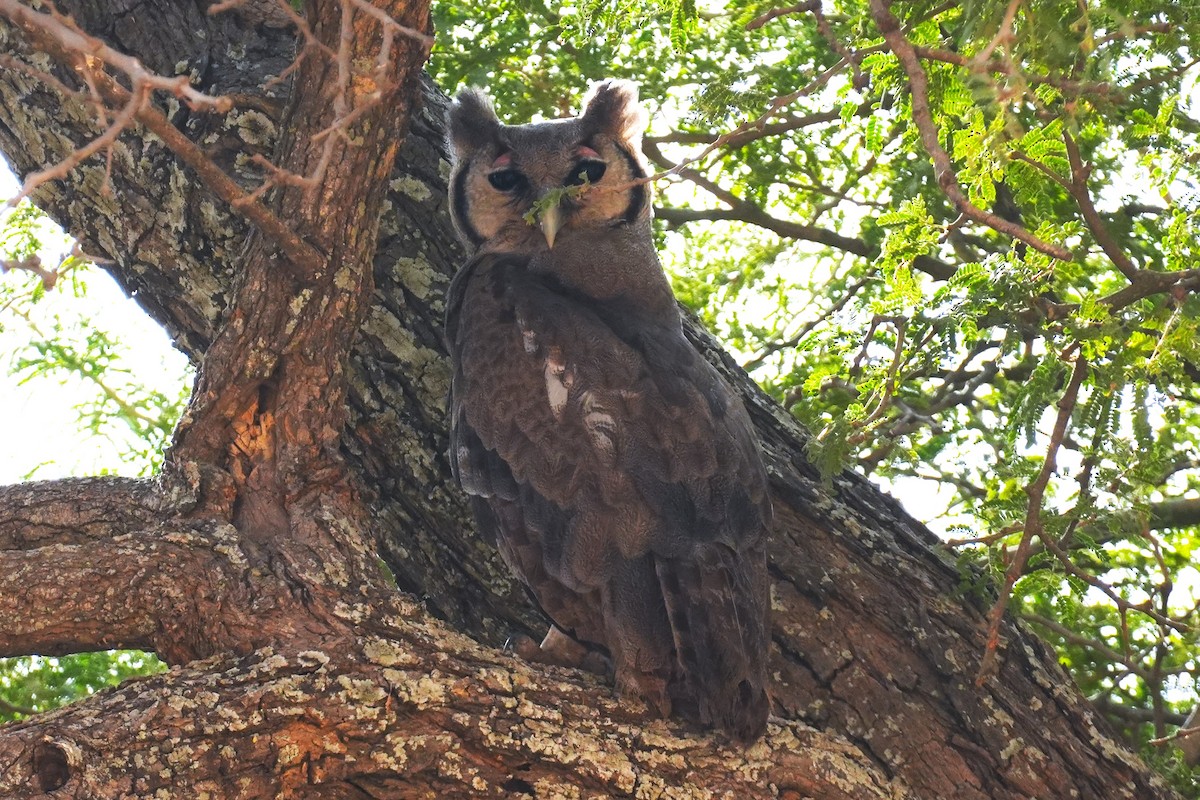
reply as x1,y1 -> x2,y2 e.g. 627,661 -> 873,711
490,152 -> 513,169
576,146 -> 601,159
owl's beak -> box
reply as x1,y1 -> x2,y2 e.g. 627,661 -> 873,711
539,202 -> 563,249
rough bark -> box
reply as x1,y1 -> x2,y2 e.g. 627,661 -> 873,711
0,1 -> 1183,798
1,602 -> 907,799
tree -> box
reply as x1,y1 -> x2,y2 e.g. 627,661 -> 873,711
0,0 -> 1194,797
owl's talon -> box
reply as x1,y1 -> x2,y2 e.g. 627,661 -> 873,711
503,633 -> 543,661
505,626 -> 608,675
579,650 -> 610,676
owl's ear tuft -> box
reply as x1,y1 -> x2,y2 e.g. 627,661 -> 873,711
580,80 -> 649,146
448,88 -> 501,161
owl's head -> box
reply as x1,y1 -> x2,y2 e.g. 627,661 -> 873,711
446,80 -> 651,252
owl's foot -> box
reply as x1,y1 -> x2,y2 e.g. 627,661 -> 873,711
615,667 -> 672,719
505,626 -> 609,675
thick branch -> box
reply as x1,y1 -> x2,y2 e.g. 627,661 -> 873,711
0,477 -> 161,549
169,0 -> 430,474
0,522 -> 274,662
1150,497 -> 1200,530
0,617 -> 903,799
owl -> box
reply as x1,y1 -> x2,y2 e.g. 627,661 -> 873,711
444,80 -> 772,742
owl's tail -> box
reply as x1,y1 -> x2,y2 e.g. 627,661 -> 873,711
656,541 -> 771,743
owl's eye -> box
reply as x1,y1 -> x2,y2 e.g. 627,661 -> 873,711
488,170 -> 525,192
565,160 -> 607,186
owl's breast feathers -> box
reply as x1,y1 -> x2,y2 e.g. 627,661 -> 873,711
446,251 -> 772,742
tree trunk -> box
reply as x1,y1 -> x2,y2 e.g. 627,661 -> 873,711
0,2 -> 1181,798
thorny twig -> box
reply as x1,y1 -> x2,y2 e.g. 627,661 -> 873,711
0,0 -> 231,115
972,0 -> 1022,66
1,15 -> 322,272
835,315 -> 908,446
742,272 -> 875,373
1149,725 -> 1200,747
11,82 -> 147,205
624,57 -> 853,192
210,0 -> 336,89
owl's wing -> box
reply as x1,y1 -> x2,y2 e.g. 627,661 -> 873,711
543,276 -> 772,742
447,254 -> 611,647
447,252 -> 770,740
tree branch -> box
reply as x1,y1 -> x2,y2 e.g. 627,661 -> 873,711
0,618 -> 903,799
655,206 -> 956,281
1062,128 -> 1139,281
645,133 -> 959,282
1149,497 -> 1200,530
867,0 -> 1073,262
0,522 -> 272,662
0,477 -> 162,550
742,273 -> 874,372
978,348 -> 1088,682
645,106 -> 847,148
745,1 -> 820,31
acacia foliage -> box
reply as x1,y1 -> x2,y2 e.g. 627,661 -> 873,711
433,0 -> 1200,787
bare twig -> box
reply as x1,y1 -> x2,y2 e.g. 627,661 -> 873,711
745,2 -> 820,31
742,273 -> 874,372
210,0 -> 338,89
912,45 -> 1114,98
344,0 -> 434,48
644,104 -> 864,150
1009,150 -> 1071,191
10,82 -> 145,204
839,315 -> 908,446
1022,613 -> 1151,680
972,0 -> 1022,67
0,254 -> 58,289
1149,726 -> 1200,747
1092,22 -> 1174,49
632,59 -> 853,191
1038,529 -> 1189,633
1102,269 -> 1200,310
0,0 -> 325,273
